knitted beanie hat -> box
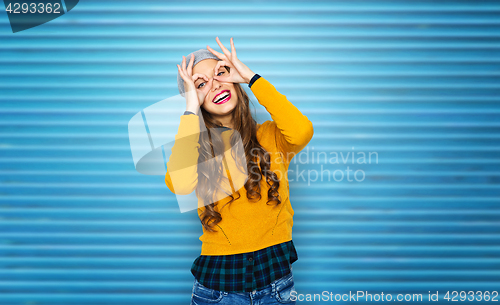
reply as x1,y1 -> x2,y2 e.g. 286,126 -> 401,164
177,48 -> 222,97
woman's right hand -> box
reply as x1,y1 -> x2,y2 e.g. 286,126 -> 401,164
177,54 -> 213,113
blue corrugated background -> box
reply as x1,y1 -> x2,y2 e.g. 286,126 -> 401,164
1,0 -> 499,304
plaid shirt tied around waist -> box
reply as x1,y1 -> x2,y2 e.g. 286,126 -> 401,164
191,240 -> 298,293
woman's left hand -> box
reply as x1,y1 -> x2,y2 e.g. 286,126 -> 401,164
207,37 -> 256,84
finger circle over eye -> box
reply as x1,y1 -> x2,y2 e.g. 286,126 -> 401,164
214,61 -> 226,73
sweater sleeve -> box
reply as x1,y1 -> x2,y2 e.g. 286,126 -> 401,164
250,76 -> 314,163
164,114 -> 200,195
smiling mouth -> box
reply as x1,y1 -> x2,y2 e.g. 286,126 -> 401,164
213,90 -> 231,105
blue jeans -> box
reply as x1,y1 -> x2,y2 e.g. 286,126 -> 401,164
190,270 -> 296,305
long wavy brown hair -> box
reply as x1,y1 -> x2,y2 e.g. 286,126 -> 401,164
196,80 -> 281,232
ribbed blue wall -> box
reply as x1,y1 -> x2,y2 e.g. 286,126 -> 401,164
1,0 -> 499,304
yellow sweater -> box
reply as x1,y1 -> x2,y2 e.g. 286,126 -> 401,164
165,76 -> 314,255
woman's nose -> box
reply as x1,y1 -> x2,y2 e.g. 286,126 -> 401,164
211,77 -> 221,90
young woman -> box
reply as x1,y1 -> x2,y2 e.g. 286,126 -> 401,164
166,37 -> 314,305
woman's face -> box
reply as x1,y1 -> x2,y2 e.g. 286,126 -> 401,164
192,59 -> 238,118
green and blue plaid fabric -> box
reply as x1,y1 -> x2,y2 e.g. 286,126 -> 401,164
190,240 -> 298,293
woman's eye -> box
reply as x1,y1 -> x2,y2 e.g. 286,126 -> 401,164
197,82 -> 205,89
217,71 -> 225,76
